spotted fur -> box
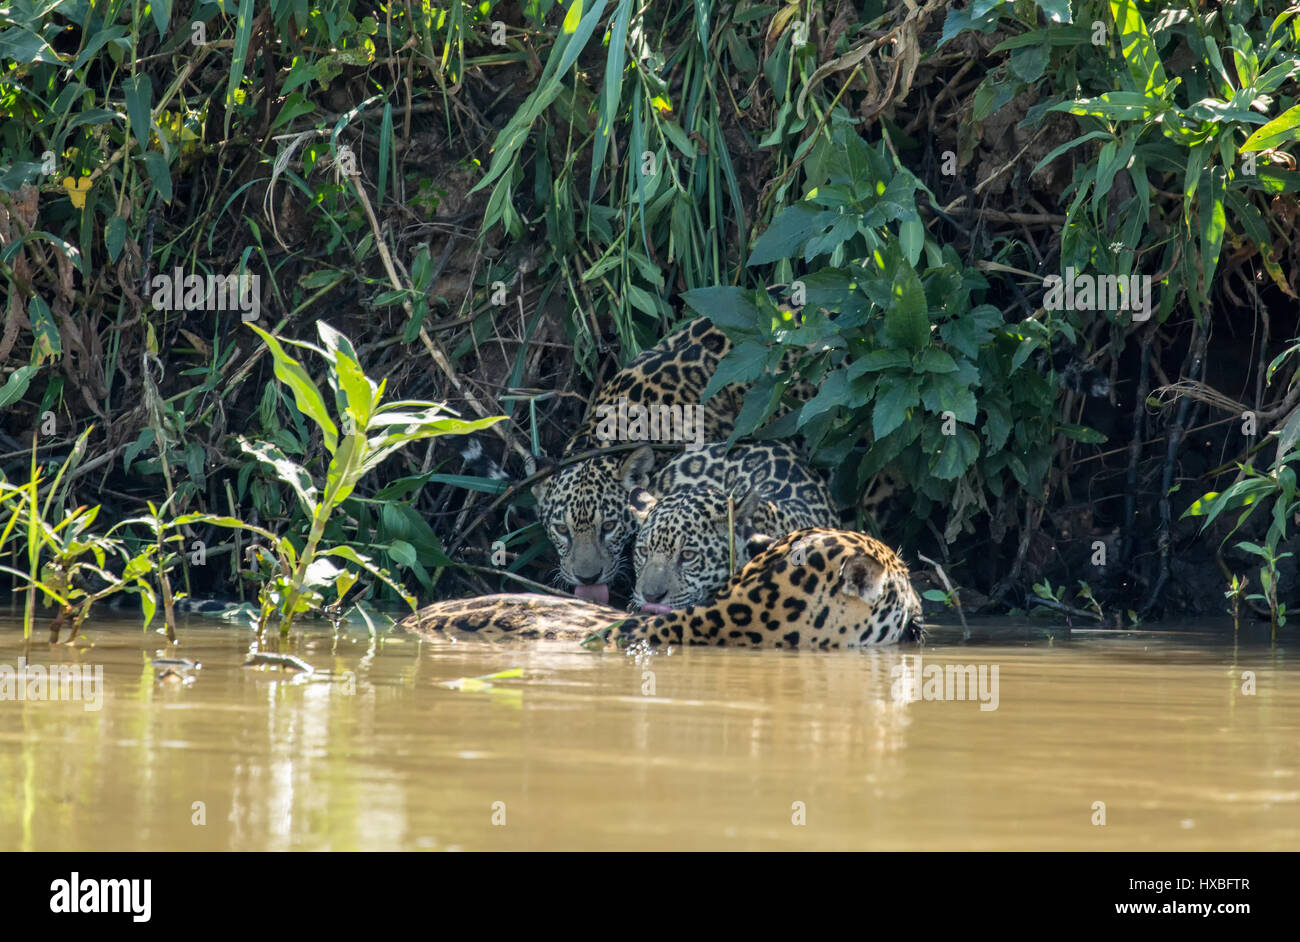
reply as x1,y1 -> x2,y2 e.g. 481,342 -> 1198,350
532,318 -> 745,593
398,528 -> 923,649
629,442 -> 839,611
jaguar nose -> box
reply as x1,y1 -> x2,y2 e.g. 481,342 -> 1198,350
574,570 -> 604,586
641,587 -> 667,604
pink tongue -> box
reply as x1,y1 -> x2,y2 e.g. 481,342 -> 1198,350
641,602 -> 672,615
574,583 -> 609,604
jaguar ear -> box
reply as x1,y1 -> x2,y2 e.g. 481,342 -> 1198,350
744,533 -> 777,558
628,486 -> 658,524
840,555 -> 886,604
620,445 -> 656,490
529,454 -> 557,504
733,487 -> 764,527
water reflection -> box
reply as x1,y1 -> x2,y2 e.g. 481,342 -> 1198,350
0,619 -> 1296,850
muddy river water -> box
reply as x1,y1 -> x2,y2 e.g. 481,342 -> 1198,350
0,617 -> 1295,850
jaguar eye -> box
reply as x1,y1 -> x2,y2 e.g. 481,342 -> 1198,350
554,524 -> 570,538
601,520 -> 618,534
680,549 -> 698,562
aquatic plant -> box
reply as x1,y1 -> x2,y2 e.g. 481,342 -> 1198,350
181,321 -> 503,639
1186,338 -> 1300,634
0,430 -> 161,642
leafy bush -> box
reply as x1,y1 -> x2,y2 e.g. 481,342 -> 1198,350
687,124 -> 1089,543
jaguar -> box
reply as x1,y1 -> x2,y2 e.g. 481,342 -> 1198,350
529,317 -> 747,603
398,528 -> 923,649
628,442 -> 840,613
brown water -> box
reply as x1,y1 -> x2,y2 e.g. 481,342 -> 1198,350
0,616 -> 1295,851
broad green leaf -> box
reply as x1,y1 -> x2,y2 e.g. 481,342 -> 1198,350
932,427 -> 980,480
702,340 -> 768,402
797,371 -> 849,427
873,374 -> 922,439
885,264 -> 930,353
921,371 -> 978,424
240,438 -> 319,516
248,324 -> 339,451
847,349 -> 912,375
322,431 -> 367,508
140,151 -> 172,202
318,320 -> 375,425
914,348 -> 958,373
747,204 -> 834,266
1241,102 -> 1300,152
680,286 -> 760,331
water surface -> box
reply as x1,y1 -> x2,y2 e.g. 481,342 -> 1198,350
0,616 -> 1295,850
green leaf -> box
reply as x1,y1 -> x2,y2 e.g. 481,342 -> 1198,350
122,427 -> 155,472
589,0 -> 634,199
323,545 -> 417,611
899,217 -> 924,266
317,320 -> 375,426
847,349 -> 912,375
1030,130 -> 1112,177
702,340 -> 768,403
921,371 -> 978,424
797,371 -> 849,428
150,0 -> 172,37
247,324 -> 339,452
0,26 -> 62,66
914,348 -> 958,373
240,438 -> 318,516
932,427 -> 980,481
659,119 -> 697,158
747,203 -> 833,266
873,374 -> 921,439
728,373 -> 778,441
322,431 -> 367,508
886,264 -> 930,352
122,73 -> 152,153
70,28 -> 127,73
1049,92 -> 1152,121
1109,0 -> 1167,97
0,365 -> 39,409
1199,166 -> 1227,297
1059,423 -> 1107,444
105,215 -> 126,262
1241,102 -> 1300,152
224,0 -> 256,137
140,151 -> 172,203
386,539 -> 419,567
680,286 -> 760,331
28,295 -> 61,362
1009,41 -> 1049,83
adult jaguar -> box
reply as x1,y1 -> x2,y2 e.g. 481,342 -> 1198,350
398,528 -> 923,649
628,441 -> 840,613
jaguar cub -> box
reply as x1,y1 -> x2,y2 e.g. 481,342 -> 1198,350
628,442 -> 839,612
398,528 -> 923,649
532,318 -> 744,603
